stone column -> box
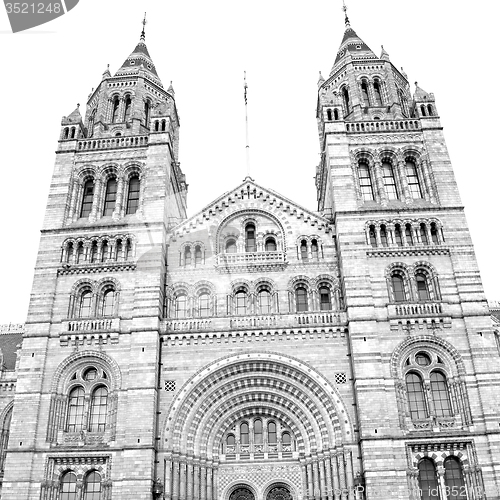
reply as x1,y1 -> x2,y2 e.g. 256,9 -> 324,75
187,460 -> 194,500
307,461 -> 314,500
313,459 -> 321,500
113,177 -> 124,220
207,466 -> 213,500
319,454 -> 328,500
330,453 -> 340,500
180,460 -> 187,500
300,460 -> 308,500
324,453 -> 333,500
213,464 -> 219,500
337,453 -> 347,500
89,178 -> 102,222
373,160 -> 386,205
398,160 -> 411,203
165,457 -> 173,500
344,449 -> 354,500
200,464 -> 207,500
193,462 -> 200,500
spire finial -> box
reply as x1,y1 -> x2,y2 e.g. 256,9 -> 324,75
244,71 -> 251,178
342,0 -> 350,28
140,12 -> 147,42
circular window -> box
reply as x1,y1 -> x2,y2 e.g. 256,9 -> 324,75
84,367 -> 98,381
415,352 -> 431,366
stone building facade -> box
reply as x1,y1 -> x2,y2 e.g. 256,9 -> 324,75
0,12 -> 499,500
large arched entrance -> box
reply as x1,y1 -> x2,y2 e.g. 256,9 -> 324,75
230,487 -> 255,500
266,485 -> 292,500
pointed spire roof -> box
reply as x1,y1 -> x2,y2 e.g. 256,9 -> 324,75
414,82 -> 430,100
67,104 -> 82,121
330,7 -> 377,74
115,14 -> 163,87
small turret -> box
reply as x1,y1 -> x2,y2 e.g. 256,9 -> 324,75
413,82 -> 438,118
60,104 -> 84,141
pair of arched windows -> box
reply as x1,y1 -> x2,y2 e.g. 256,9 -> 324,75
232,288 -> 273,316
420,104 -> 435,117
77,289 -> 115,318
360,78 -> 384,107
390,267 -> 437,303
183,245 -> 203,266
80,176 -> 140,219
174,290 -> 212,319
294,283 -> 334,312
299,239 -> 320,261
63,126 -> 77,140
153,119 -> 167,132
111,95 -> 132,124
418,457 -> 466,500
326,108 -> 340,121
60,470 -> 103,500
224,229 -> 278,254
66,367 -> 108,433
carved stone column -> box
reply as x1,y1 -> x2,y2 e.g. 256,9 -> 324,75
200,464 -> 207,500
307,461 -> 314,500
180,460 -> 187,500
113,176 -> 124,220
313,459 -> 321,500
324,453 -> 333,500
373,160 -> 386,205
330,453 -> 341,500
207,466 -> 213,500
398,160 -> 411,203
164,457 -> 173,500
319,454 -> 328,500
89,178 -> 102,222
172,459 -> 180,500
344,449 -> 354,500
187,460 -> 194,500
193,462 -> 200,500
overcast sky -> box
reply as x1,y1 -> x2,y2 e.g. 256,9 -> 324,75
0,0 -> 498,324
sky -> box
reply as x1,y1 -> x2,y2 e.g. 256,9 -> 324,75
0,0 -> 498,324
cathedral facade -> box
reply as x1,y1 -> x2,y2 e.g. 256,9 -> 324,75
0,11 -> 499,500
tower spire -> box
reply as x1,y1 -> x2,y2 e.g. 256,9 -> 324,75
140,12 -> 147,42
244,71 -> 251,179
342,0 -> 350,28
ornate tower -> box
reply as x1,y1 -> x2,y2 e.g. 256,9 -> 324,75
316,11 -> 500,499
1,25 -> 187,499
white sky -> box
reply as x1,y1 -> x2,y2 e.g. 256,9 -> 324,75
0,0 -> 498,324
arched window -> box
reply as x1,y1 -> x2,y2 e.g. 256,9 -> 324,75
155,121 -> 159,132
199,293 -> 210,317
101,290 -> 115,317
126,176 -> 140,214
391,274 -> 406,302
226,239 -> 237,253
416,273 -> 430,301
420,223 -> 429,245
430,372 -> 452,416
76,243 -> 85,264
144,100 -> 151,126
259,289 -> 272,314
111,97 -> 120,123
70,127 -> 76,139
0,408 -> 12,473
66,242 -> 74,263
373,80 -> 383,106
408,160 -> 423,195
195,245 -> 202,265
79,291 -> 93,318
430,223 -> 439,244
254,419 -> 263,444
406,373 -> 427,419
443,457 -> 466,500
382,161 -> 398,200
245,224 -> 256,252
342,87 -> 350,114
184,247 -> 192,266
240,422 -> 249,444
300,240 -> 308,261
101,241 -> 109,263
296,287 -> 308,312
175,294 -> 188,319
161,120 -> 166,132
226,434 -> 235,446
60,471 -> 78,500
405,224 -> 414,245
358,163 -> 374,201
80,180 -> 94,218
116,240 -> 123,261
311,239 -> 319,258
84,471 -> 103,500
427,104 -> 434,116
394,224 -> 403,246
420,104 -> 427,117
89,387 -> 108,432
282,432 -> 291,445
235,291 -> 247,315
265,237 -> 277,252
124,96 -> 132,122
267,421 -> 277,443
333,108 -> 339,120
64,127 -> 69,139
327,109 -> 332,121
361,80 -> 370,106
90,242 -> 98,263
102,178 -> 117,216
125,238 -> 133,260
66,387 -> 85,432
369,225 -> 377,247
380,225 -> 388,247
319,286 -> 332,311
399,90 -> 409,117
418,459 -> 439,500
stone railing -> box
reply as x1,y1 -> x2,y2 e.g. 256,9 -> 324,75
64,318 -> 120,332
216,251 -> 285,266
78,135 -> 148,151
391,301 -> 443,317
165,311 -> 347,333
345,119 -> 419,133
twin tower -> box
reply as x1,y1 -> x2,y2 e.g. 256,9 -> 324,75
0,11 -> 498,500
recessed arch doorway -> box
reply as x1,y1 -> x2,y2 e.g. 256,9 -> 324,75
229,486 -> 256,500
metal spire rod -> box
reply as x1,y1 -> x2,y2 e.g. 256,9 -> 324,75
342,0 -> 350,27
141,12 -> 147,41
244,71 -> 250,178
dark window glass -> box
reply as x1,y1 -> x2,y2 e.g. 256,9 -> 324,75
79,291 -> 92,318
60,472 -> 78,500
240,422 -> 249,444
444,457 -> 466,500
369,226 -> 377,247
415,353 -> 431,366
361,81 -> 370,106
430,223 -> 439,244
90,242 -> 98,263
300,240 -> 308,261
406,373 -> 427,420
406,160 -> 422,198
418,459 -> 439,500
382,162 -> 398,200
84,471 -> 102,500
319,287 -> 332,311
67,387 -> 85,432
226,240 -> 237,253
76,244 -> 84,264
420,224 -> 429,245
416,274 -> 430,301
373,81 -> 383,106
282,432 -> 291,445
235,291 -> 247,315
394,225 -> 403,246
101,290 -> 115,317
195,246 -> 202,264
226,434 -> 235,446
342,87 -> 350,113
405,224 -> 414,245
185,247 -> 192,266
327,109 -> 332,121
391,275 -> 406,302
80,180 -> 94,218
175,295 -> 187,319
430,372 -> 452,417
245,224 -> 256,252
265,238 -> 277,252
358,164 -> 374,201
124,97 -> 132,121
268,421 -> 277,443
259,290 -> 271,314
296,287 -> 308,312
199,293 -> 210,317
67,243 -> 74,263
144,101 -> 150,126
254,419 -> 263,444
380,225 -> 388,246
101,242 -> 109,263
111,98 -> 120,123
311,239 -> 319,258
89,387 -> 108,432
126,177 -> 140,215
103,178 -> 117,216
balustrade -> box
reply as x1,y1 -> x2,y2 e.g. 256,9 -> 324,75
346,119 -> 419,133
78,135 -> 148,151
